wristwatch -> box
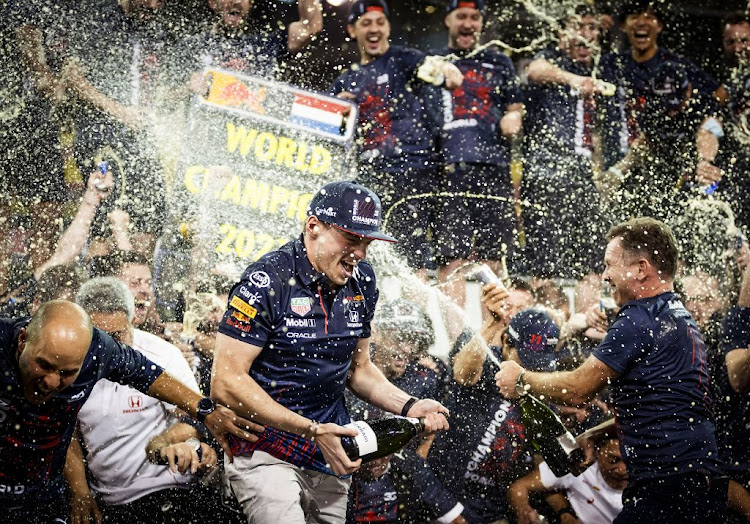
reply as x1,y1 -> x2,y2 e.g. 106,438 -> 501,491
515,370 -> 528,397
196,397 -> 216,423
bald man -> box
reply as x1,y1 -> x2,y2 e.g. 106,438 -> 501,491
0,300 -> 262,522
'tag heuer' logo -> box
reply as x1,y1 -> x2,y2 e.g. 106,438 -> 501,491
291,297 -> 312,316
351,198 -> 379,227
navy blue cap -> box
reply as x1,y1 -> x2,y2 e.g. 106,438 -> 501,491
347,0 -> 389,25
307,181 -> 398,242
446,0 -> 485,15
507,308 -> 560,372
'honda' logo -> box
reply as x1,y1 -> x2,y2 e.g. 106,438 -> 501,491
128,396 -> 143,408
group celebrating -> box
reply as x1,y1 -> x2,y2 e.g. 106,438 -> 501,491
2,0 -> 750,522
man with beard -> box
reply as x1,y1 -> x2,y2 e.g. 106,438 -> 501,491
521,4 -> 613,279
330,0 -> 463,270
91,250 -> 164,336
431,0 -> 523,314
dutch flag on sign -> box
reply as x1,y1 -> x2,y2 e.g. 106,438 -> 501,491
290,94 -> 347,136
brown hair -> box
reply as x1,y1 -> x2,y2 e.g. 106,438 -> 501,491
607,217 -> 679,278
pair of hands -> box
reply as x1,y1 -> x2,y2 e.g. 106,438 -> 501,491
315,399 -> 450,476
69,439 -> 219,524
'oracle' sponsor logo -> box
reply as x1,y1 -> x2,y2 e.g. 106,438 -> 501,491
286,331 -> 317,339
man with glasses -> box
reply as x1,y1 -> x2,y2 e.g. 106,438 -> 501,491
212,181 -> 450,523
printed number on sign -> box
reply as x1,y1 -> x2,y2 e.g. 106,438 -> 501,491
216,223 -> 284,260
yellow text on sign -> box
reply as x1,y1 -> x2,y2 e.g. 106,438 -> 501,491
184,165 -> 314,222
215,223 -> 288,261
225,123 -> 332,175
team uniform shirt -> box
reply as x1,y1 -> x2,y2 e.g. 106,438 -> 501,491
167,24 -> 289,88
0,318 -> 165,504
349,464 -> 400,523
330,46 -> 441,173
428,339 -> 533,523
435,46 -> 521,165
525,48 -> 607,167
218,236 -> 379,476
598,47 -> 719,161
718,306 -> 750,476
538,461 -> 623,524
593,292 -> 721,482
77,329 -> 200,505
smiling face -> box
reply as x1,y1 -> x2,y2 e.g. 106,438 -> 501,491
90,311 -> 134,347
348,10 -> 391,64
209,0 -> 252,30
446,7 -> 483,51
562,14 -> 600,64
602,238 -> 640,307
305,217 -> 373,287
622,9 -> 662,59
723,22 -> 750,64
371,331 -> 419,379
119,263 -> 154,328
17,323 -> 90,405
597,439 -> 628,491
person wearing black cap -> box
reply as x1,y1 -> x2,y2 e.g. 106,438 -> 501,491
495,217 -> 728,523
432,0 -> 524,316
211,181 -> 450,523
330,1 -> 463,270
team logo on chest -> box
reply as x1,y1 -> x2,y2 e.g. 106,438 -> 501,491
291,296 -> 313,316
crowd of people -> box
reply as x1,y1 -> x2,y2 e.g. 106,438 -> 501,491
2,0 -> 750,522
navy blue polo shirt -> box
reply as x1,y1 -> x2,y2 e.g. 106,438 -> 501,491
598,47 -> 719,156
593,292 -> 721,482
218,236 -> 379,475
330,45 -> 441,173
435,46 -> 522,166
718,306 -> 750,474
0,318 -> 165,504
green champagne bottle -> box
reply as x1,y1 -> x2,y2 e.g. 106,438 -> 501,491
520,393 -> 584,477
342,416 -> 425,462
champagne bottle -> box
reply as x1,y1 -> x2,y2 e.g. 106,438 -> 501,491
341,417 -> 424,463
519,393 -> 584,477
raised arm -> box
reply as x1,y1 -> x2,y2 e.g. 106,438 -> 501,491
453,283 -> 508,386
288,0 -> 323,53
33,169 -> 114,280
527,57 -> 597,96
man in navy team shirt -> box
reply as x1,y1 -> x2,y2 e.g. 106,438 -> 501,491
495,217 -> 728,523
431,0 -> 523,322
596,1 -> 725,220
211,181 -> 450,523
0,300 -> 259,522
521,5 -> 612,279
330,0 -> 463,270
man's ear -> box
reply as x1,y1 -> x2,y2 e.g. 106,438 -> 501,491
18,328 -> 27,354
347,23 -> 356,40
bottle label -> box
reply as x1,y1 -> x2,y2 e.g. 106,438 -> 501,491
344,420 -> 378,456
556,432 -> 580,455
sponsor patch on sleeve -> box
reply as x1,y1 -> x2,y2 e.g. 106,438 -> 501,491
230,296 -> 258,319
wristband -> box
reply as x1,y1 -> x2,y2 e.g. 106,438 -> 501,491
401,397 -> 419,417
